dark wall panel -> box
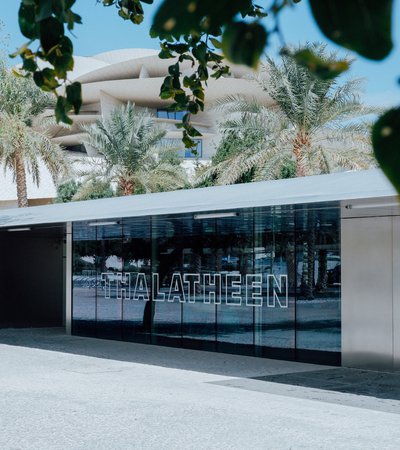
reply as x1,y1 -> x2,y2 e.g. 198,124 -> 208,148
0,226 -> 64,328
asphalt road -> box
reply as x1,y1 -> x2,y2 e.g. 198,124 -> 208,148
0,328 -> 399,450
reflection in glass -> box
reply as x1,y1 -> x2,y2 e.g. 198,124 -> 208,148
121,217 -> 152,342
96,227 -> 123,340
295,207 -> 341,360
72,202 -> 341,365
72,236 -> 97,337
254,208 -> 295,358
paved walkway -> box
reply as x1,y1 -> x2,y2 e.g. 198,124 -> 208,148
0,328 -> 399,449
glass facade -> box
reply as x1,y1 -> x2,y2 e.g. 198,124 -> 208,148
72,203 -> 341,364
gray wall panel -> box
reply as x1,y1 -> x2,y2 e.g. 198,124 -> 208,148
342,216 -> 394,369
393,217 -> 400,370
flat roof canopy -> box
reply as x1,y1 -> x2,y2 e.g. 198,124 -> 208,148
0,169 -> 396,229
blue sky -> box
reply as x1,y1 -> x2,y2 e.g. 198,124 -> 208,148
1,1 -> 399,107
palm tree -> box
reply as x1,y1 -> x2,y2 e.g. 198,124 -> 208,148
78,103 -> 188,199
0,66 -> 71,207
198,43 -> 376,186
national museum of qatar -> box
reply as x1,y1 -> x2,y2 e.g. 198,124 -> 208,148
0,169 -> 399,370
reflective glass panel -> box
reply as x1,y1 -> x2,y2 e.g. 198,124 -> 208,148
72,202 -> 341,365
72,223 -> 97,337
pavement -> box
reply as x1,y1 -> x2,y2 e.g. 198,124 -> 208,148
0,328 -> 399,449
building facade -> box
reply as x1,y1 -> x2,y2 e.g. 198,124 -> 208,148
0,169 -> 398,370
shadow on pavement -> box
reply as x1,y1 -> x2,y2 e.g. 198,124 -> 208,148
1,327 -> 400,405
252,368 -> 400,401
0,327 -> 325,378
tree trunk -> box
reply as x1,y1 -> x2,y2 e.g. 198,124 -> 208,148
193,251 -> 202,295
292,131 -> 310,178
15,149 -> 28,208
119,178 -> 134,196
301,211 -> 316,299
305,226 -> 316,299
316,249 -> 328,292
285,243 -> 296,290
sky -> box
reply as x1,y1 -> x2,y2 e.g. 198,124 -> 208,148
0,1 -> 399,108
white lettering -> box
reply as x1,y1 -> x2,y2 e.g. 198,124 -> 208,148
203,274 -> 221,304
99,272 -> 289,308
133,273 -> 149,302
267,274 -> 288,308
225,274 -> 242,306
168,273 -> 186,303
245,274 -> 263,307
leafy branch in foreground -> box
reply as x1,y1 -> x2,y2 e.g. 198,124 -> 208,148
12,0 -> 400,192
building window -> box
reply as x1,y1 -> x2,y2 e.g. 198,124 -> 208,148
157,109 -> 188,120
65,144 -> 86,153
184,139 -> 202,158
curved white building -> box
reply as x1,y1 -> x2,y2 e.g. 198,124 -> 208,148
1,49 -> 272,208
49,48 -> 273,160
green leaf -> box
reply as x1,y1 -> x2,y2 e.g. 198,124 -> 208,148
168,62 -> 180,76
152,0 -> 252,37
210,37 -> 222,49
222,21 -> 267,68
9,43 -> 32,59
192,42 -> 208,66
182,134 -> 196,148
66,81 -> 82,114
309,0 -> 393,61
22,57 -> 38,72
55,96 -> 73,124
33,68 -> 59,91
187,101 -> 199,114
40,17 -> 64,53
18,3 -> 39,39
36,0 -> 52,21
149,26 -> 158,38
290,49 -> 350,80
372,107 -> 400,192
197,64 -> 208,81
158,48 -> 173,59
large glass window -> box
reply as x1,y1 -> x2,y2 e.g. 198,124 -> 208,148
254,207 -> 296,360
72,203 -> 341,364
72,223 -> 97,337
294,206 -> 341,363
121,217 -> 152,343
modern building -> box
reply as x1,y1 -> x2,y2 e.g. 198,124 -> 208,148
49,48 -> 272,162
0,48 -> 272,208
0,168 -> 399,370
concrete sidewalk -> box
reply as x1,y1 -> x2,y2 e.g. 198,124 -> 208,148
0,328 -> 399,449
